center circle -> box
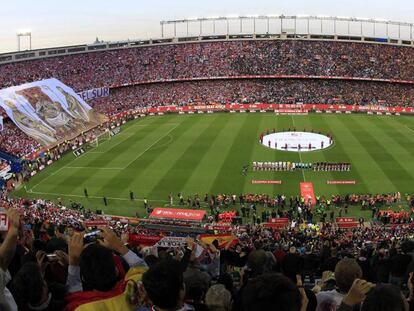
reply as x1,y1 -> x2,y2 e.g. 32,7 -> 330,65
261,131 -> 333,152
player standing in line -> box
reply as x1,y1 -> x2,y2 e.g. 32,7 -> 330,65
129,190 -> 134,200
84,188 -> 88,198
169,193 -> 173,206
242,165 -> 248,176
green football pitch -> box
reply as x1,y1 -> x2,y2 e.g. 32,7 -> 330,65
12,113 -> 414,217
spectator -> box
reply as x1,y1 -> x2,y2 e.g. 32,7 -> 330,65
241,273 -> 305,311
316,258 -> 363,310
205,284 -> 232,311
142,259 -> 185,311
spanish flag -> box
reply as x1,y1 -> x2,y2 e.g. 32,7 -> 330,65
64,266 -> 148,311
199,234 -> 238,249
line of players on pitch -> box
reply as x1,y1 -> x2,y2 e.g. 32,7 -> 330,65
252,161 -> 351,171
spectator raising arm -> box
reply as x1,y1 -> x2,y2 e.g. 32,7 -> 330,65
0,209 -> 20,271
98,226 -> 147,268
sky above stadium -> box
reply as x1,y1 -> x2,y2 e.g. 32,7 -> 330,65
1,0 -> 413,53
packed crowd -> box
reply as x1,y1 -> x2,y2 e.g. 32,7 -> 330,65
0,121 -> 41,158
2,40 -> 414,91
1,189 -> 414,310
90,79 -> 414,116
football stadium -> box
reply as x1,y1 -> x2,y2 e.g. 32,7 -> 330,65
0,2 -> 414,310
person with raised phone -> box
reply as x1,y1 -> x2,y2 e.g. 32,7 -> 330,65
65,226 -> 147,311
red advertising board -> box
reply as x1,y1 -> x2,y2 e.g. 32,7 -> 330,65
252,180 -> 282,184
269,218 -> 289,224
128,234 -> 163,246
263,217 -> 289,229
149,208 -> 206,222
336,217 -> 359,229
141,103 -> 414,115
327,180 -> 356,185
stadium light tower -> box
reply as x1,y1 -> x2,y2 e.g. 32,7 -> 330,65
17,29 -> 32,51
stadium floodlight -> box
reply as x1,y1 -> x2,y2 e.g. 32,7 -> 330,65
17,29 -> 31,36
17,29 -> 32,51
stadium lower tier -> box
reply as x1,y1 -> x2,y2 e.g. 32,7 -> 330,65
91,78 -> 414,116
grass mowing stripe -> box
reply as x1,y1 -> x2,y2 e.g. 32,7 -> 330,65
291,115 -> 306,182
347,116 -> 413,192
300,115 -> 338,194
244,114 -> 275,193
334,115 -> 397,194
181,114 -> 237,194
146,114 -> 224,200
368,117 -> 414,162
123,116 -> 205,200
45,120 -> 176,195
381,117 -> 414,145
321,115 -> 370,194
96,117 -> 195,200
209,114 -> 262,194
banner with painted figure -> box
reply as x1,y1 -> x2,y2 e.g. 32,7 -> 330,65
0,78 -> 107,147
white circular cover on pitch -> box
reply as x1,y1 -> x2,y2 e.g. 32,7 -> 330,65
262,131 -> 333,152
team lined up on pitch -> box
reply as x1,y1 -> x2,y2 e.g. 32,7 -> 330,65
252,161 -> 351,171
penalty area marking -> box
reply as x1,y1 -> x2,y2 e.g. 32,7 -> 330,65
28,122 -> 181,192
121,123 -> 180,169
150,134 -> 174,151
405,125 -> 414,134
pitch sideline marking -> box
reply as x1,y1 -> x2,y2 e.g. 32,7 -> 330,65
26,189 -> 169,203
29,128 -> 133,192
121,123 -> 180,169
29,150 -> 90,192
64,166 -> 123,170
290,115 -> 306,182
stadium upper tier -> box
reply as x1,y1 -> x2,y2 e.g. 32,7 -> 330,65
2,39 -> 414,91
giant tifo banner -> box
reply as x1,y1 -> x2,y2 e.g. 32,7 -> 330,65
0,78 -> 107,147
